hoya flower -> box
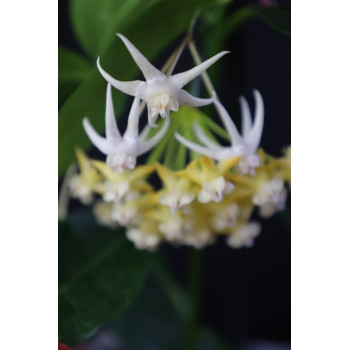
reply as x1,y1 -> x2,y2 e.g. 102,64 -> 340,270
92,161 -> 155,203
126,220 -> 162,251
97,34 -> 229,126
226,222 -> 261,248
68,148 -> 100,205
175,90 -> 264,175
212,203 -> 240,231
83,83 -> 169,173
177,156 -> 239,204
93,201 -> 118,228
184,228 -> 215,249
145,206 -> 194,242
155,163 -> 196,214
252,178 -> 287,218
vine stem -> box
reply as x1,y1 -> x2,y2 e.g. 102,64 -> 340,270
186,248 -> 204,350
188,39 -> 218,101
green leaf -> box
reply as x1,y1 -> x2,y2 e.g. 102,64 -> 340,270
69,0 -> 161,59
59,0 -> 221,178
58,210 -> 153,345
58,46 -> 92,103
213,5 -> 290,44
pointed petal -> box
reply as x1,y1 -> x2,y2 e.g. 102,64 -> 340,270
239,95 -> 252,139
124,97 -> 140,140
92,160 -> 119,180
214,100 -> 243,145
137,119 -> 170,155
177,89 -> 213,107
117,33 -> 165,81
169,51 -> 229,89
175,133 -> 219,159
75,148 -> 90,174
176,168 -> 201,186
105,83 -> 122,141
193,123 -> 222,150
199,156 -> 218,179
155,163 -> 177,188
83,117 -> 113,155
246,90 -> 264,151
129,164 -> 155,182
97,57 -> 146,97
218,156 -> 242,175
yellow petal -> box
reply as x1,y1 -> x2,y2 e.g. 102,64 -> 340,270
218,156 -> 242,175
199,156 -> 218,179
75,148 -> 90,174
92,160 -> 118,180
129,164 -> 155,182
155,163 -> 176,188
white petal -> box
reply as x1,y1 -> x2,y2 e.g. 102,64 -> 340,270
117,33 -> 165,81
197,190 -> 212,203
169,51 -> 229,89
124,97 -> 140,140
175,133 -> 220,159
246,90 -> 264,151
193,123 -> 222,150
200,177 -> 226,203
137,118 -> 170,155
239,95 -> 252,139
82,118 -> 114,155
97,57 -> 146,97
105,83 -> 122,141
177,89 -> 213,107
226,222 -> 261,248
214,99 -> 243,145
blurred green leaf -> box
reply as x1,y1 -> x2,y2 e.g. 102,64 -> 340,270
59,0 -> 222,178
214,5 -> 290,43
58,210 -> 153,345
70,0 -> 161,59
58,46 -> 92,103
115,283 -> 186,350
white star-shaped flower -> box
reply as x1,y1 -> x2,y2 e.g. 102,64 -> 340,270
97,34 -> 229,126
83,83 -> 169,173
175,90 -> 264,175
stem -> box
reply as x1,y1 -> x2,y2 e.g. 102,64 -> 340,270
188,39 -> 236,141
188,39 -> 218,100
152,264 -> 191,324
186,248 -> 204,350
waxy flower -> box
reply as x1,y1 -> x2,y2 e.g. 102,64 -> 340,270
177,156 -> 240,204
252,178 -> 287,218
226,222 -> 261,248
92,160 -> 154,203
175,90 -> 264,175
68,148 -> 100,205
155,163 -> 196,214
83,83 -> 169,173
97,34 -> 229,126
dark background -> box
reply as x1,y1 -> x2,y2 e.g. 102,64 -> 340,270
59,0 -> 291,347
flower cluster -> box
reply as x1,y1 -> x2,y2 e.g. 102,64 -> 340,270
69,146 -> 290,251
67,34 -> 291,251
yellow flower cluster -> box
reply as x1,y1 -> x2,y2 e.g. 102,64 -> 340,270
69,146 -> 291,251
